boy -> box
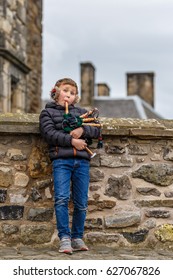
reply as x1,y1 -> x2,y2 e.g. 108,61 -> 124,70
39,78 -> 100,254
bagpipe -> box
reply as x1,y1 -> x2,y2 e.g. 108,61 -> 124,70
62,102 -> 103,158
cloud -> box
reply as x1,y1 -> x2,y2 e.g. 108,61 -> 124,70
43,0 -> 173,118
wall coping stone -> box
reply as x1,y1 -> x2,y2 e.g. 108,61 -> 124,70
0,113 -> 173,138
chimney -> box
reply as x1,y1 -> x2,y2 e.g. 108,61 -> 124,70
126,72 -> 155,107
80,62 -> 95,108
97,83 -> 110,96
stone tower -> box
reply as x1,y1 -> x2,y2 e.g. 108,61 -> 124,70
80,62 -> 95,108
0,0 -> 42,113
126,72 -> 155,107
97,83 -> 110,96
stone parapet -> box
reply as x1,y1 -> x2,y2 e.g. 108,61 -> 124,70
0,113 -> 173,136
1,113 -> 173,249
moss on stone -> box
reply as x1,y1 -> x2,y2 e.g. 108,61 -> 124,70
155,224 -> 173,242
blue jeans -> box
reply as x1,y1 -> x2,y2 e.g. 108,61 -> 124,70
52,158 -> 90,240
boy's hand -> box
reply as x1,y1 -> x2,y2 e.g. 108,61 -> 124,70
71,138 -> 87,150
70,127 -> 84,139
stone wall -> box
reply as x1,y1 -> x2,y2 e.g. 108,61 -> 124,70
0,0 -> 42,113
25,0 -> 42,113
1,114 -> 173,249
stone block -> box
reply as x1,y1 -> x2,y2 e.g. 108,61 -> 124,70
100,155 -> 133,167
14,172 -> 29,187
136,187 -> 161,197
90,168 -> 104,182
128,144 -> 149,155
0,189 -> 7,203
2,224 -> 19,235
134,199 -> 173,208
27,208 -> 54,221
105,211 -> 141,228
88,199 -> 116,212
85,218 -> 103,229
0,205 -> 24,220
122,229 -> 148,243
7,148 -> 26,160
20,224 -> 54,244
28,147 -> 52,178
155,224 -> 173,242
145,209 -> 170,218
85,232 -> 119,244
105,175 -> 132,200
0,167 -> 13,187
132,163 -> 173,186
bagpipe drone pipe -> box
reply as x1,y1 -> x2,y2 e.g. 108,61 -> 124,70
62,102 -> 103,158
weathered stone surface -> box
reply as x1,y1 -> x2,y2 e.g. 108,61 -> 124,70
14,164 -> 27,172
105,175 -> 132,200
2,224 -> 19,235
136,157 -> 145,163
88,200 -> 116,212
1,117 -> 173,248
7,149 -> 26,160
105,211 -> 141,228
45,187 -> 52,199
155,224 -> 173,242
33,178 -> 53,189
143,219 -> 156,229
128,144 -> 149,155
14,172 -> 29,187
89,184 -> 101,191
150,154 -> 162,161
132,163 -> 173,186
92,193 -> 100,201
0,225 -> 3,239
164,191 -> 173,198
163,148 -> 173,161
0,167 -> 13,187
9,193 -> 29,204
122,229 -> 148,243
27,208 -> 54,221
105,144 -> 125,154
101,155 -> 133,167
30,187 -> 42,201
104,119 -> 166,136
0,206 -> 24,220
0,151 -> 6,158
28,147 -> 52,178
136,187 -> 161,196
0,189 -> 7,203
20,224 -> 54,244
90,154 -> 100,167
134,199 -> 173,208
85,232 -> 119,244
145,209 -> 170,218
90,168 -> 104,182
85,218 -> 103,229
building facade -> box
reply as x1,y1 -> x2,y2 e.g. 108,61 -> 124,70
0,0 -> 42,113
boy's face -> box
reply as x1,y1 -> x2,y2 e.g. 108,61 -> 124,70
57,84 -> 77,106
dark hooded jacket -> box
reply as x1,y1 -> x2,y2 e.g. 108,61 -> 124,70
39,101 -> 100,161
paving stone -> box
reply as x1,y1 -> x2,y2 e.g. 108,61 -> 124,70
0,245 -> 173,260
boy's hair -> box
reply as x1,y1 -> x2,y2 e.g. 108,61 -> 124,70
50,78 -> 80,103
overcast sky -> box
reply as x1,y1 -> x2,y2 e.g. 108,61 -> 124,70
42,0 -> 173,119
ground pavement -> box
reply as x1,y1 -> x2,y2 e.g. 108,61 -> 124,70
0,245 -> 173,260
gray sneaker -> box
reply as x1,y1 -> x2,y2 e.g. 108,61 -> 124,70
71,238 -> 89,251
59,238 -> 73,254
